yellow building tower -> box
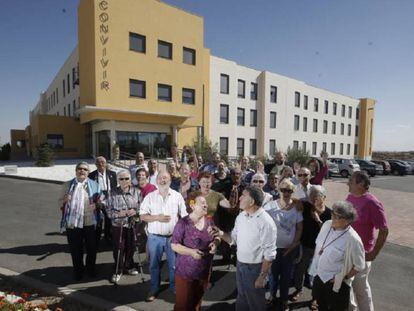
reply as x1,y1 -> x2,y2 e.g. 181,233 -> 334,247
357,98 -> 376,160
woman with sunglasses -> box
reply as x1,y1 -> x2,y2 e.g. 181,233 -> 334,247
107,170 -> 141,283
171,191 -> 220,310
250,173 -> 273,206
264,179 -> 303,310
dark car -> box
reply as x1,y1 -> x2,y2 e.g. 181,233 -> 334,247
355,160 -> 381,177
372,160 -> 391,175
387,160 -> 410,176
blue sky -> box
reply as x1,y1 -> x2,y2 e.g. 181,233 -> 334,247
0,0 -> 413,151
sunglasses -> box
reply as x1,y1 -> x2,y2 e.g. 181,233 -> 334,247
119,177 -> 130,181
252,180 -> 265,183
280,188 -> 293,193
77,167 -> 88,171
298,174 -> 309,177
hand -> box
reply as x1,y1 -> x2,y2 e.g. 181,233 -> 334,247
283,242 -> 298,256
293,162 -> 301,173
63,194 -> 71,204
311,210 -> 322,223
320,150 -> 328,159
208,226 -> 222,238
127,209 -> 136,217
191,249 -> 204,260
365,251 -> 377,262
254,274 -> 267,289
117,210 -> 127,218
157,214 -> 171,223
209,241 -> 218,254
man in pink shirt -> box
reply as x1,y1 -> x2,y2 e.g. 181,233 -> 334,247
346,171 -> 389,311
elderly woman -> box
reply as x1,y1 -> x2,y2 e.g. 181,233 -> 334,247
107,170 -> 141,283
171,191 -> 220,311
250,173 -> 273,206
291,185 -> 332,307
59,162 -> 101,281
179,162 -> 198,200
310,201 -> 365,311
264,179 -> 303,310
279,166 -> 299,185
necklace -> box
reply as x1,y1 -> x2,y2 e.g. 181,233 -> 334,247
318,226 -> 350,255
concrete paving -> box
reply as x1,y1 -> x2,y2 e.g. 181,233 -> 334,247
0,177 -> 413,310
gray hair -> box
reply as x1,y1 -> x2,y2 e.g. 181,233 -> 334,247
309,185 -> 327,197
332,201 -> 357,222
244,186 -> 264,207
76,161 -> 89,171
116,169 -> 131,179
251,173 -> 265,184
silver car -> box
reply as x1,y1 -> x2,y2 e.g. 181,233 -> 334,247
329,158 -> 361,178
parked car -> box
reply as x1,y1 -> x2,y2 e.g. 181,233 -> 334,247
372,160 -> 391,175
398,160 -> 413,174
355,159 -> 382,177
327,160 -> 339,177
387,160 -> 410,176
406,161 -> 414,175
329,158 -> 360,178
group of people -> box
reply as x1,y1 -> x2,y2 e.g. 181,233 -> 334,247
58,148 -> 388,311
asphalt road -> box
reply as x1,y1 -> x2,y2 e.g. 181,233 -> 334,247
0,177 -> 413,310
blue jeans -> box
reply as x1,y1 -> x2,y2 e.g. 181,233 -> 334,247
148,233 -> 176,294
270,248 -> 295,302
236,261 -> 266,311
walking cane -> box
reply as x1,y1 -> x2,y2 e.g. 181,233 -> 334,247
132,217 -> 146,283
113,218 -> 125,285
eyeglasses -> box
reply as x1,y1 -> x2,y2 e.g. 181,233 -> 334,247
119,177 -> 130,181
77,167 -> 88,172
280,188 -> 293,193
298,174 -> 309,177
252,180 -> 265,184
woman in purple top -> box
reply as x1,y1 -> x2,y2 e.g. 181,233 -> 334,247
171,191 -> 220,311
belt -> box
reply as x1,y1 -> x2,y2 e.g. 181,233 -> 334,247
151,233 -> 172,238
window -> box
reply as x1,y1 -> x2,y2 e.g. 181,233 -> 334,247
158,84 -> 172,101
295,91 -> 300,107
250,109 -> 257,127
340,143 -> 344,155
331,143 -> 336,155
312,142 -> 317,155
341,104 -> 346,117
324,100 -> 329,114
238,79 -> 245,98
237,108 -> 245,126
332,122 -> 337,134
220,137 -> 228,155
63,106 -> 66,116
129,32 -> 146,53
341,123 -> 345,135
348,124 -> 352,136
72,67 -> 76,89
250,139 -> 257,156
313,119 -> 318,132
270,86 -> 277,103
182,88 -> 195,105
67,74 -> 70,94
72,100 -> 76,115
304,95 -> 308,110
323,120 -> 328,134
220,74 -> 229,94
302,141 -> 307,152
323,142 -> 327,152
314,98 -> 319,112
47,134 -> 64,149
237,138 -> 244,156
293,140 -> 299,150
294,115 -> 300,131
270,112 -> 277,128
56,88 -> 58,104
354,144 -> 358,155
183,47 -> 196,65
356,108 -> 360,119
269,140 -> 276,155
333,102 -> 337,115
67,104 -> 71,117
355,125 -> 359,136
303,117 -> 308,132
158,40 -> 172,59
347,144 -> 351,155
130,79 -> 146,98
250,83 -> 258,100
63,80 -> 65,98
220,104 -> 229,124
348,106 -> 352,118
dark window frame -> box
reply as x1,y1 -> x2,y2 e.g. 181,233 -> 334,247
182,88 -> 195,105
158,40 -> 173,59
183,47 -> 196,65
129,79 -> 146,98
220,104 -> 229,124
157,83 -> 172,102
129,32 -> 146,53
220,74 -> 229,94
237,79 -> 246,98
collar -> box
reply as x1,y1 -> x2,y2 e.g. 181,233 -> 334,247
244,207 -> 264,218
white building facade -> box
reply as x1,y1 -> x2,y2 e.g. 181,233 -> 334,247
209,56 -> 361,159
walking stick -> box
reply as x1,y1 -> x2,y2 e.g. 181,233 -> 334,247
132,218 -> 146,283
113,220 -> 124,285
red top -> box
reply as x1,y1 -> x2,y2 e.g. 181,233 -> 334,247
140,183 -> 157,199
310,164 -> 328,185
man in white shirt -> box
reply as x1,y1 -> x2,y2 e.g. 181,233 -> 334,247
148,159 -> 159,186
293,167 -> 312,200
140,170 -> 187,302
129,152 -> 148,186
216,186 -> 277,311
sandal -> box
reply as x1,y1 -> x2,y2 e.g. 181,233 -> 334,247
290,289 -> 303,302
310,300 -> 318,310
145,292 -> 157,303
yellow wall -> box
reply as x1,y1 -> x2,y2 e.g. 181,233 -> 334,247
78,0 -> 210,148
358,98 -> 375,159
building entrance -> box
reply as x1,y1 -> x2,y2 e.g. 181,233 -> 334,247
116,131 -> 171,158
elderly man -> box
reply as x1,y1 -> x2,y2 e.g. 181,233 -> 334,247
240,156 -> 255,186
139,170 -> 187,302
216,186 -> 277,311
148,159 -> 158,186
270,151 -> 287,175
89,156 -> 117,244
200,152 -> 222,174
293,167 -> 312,200
59,162 -> 101,280
263,172 -> 280,200
346,171 -> 388,311
129,152 -> 148,186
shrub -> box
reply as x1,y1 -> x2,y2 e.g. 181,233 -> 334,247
286,147 -> 310,167
35,143 -> 55,167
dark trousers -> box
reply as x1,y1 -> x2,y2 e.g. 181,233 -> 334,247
312,275 -> 350,311
66,226 -> 97,276
174,275 -> 208,311
270,248 -> 295,302
112,225 -> 136,272
236,261 -> 266,311
95,209 -> 112,248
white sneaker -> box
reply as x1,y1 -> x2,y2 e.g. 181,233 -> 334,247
128,268 -> 138,275
111,273 -> 122,283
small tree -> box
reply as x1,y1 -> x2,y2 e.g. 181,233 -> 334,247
0,143 -> 11,160
35,143 -> 55,167
286,147 -> 310,167
191,137 -> 219,163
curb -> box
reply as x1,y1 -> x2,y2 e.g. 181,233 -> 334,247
0,267 -> 137,311
0,174 -> 64,185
